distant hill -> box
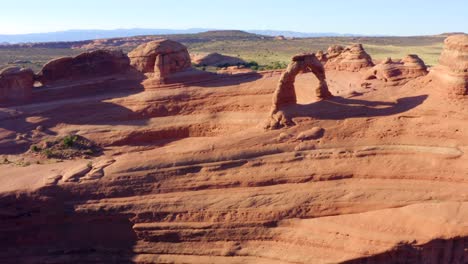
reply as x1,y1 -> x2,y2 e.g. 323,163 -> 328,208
0,28 -> 375,44
248,30 -> 364,38
0,30 -> 270,50
0,28 -> 211,44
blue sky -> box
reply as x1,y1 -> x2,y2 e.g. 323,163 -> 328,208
1,0 -> 467,35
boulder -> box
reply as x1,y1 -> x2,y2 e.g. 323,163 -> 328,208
37,49 -> 131,86
192,52 -> 245,67
363,54 -> 428,86
0,67 -> 34,102
296,127 -> 325,140
429,34 -> 468,97
324,44 -> 374,72
128,39 -> 192,81
315,50 -> 327,63
326,45 -> 345,60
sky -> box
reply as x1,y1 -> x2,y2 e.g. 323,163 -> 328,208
1,0 -> 467,36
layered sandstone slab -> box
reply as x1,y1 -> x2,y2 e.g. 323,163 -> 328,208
0,67 -> 34,102
2,40 -> 468,264
324,44 -> 374,72
429,34 -> 468,97
36,50 -> 131,86
128,39 -> 192,81
364,55 -> 428,86
192,52 -> 245,67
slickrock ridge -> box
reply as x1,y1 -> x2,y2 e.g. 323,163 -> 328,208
192,52 -> 246,67
36,50 -> 131,86
0,67 -> 34,102
429,34 -> 468,97
2,38 -> 468,264
267,53 -> 332,129
323,44 -> 374,72
128,39 -> 192,82
363,54 -> 428,86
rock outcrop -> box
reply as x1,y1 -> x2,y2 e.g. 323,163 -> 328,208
3,43 -> 468,263
363,55 -> 428,86
36,50 -> 131,86
322,44 -> 374,72
192,52 -> 245,67
128,39 -> 192,81
0,67 -> 34,102
275,35 -> 287,40
267,53 -> 332,129
429,34 -> 468,97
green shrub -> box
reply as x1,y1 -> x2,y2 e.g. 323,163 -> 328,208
43,149 -> 53,158
62,135 -> 78,148
30,145 -> 40,152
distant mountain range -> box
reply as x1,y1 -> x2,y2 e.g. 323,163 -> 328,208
248,30 -> 364,38
0,28 -> 374,44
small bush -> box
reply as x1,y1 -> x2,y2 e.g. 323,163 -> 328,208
43,149 -> 53,158
30,145 -> 40,152
62,135 -> 78,148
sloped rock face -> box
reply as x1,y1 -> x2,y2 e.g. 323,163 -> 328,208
2,56 -> 468,263
128,39 -> 192,80
430,34 -> 468,97
192,52 -> 245,67
37,50 -> 131,86
363,55 -> 428,86
323,44 -> 374,72
0,67 -> 34,102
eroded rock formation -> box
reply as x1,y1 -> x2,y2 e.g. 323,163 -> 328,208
267,53 -> 332,129
2,42 -> 468,263
36,50 -> 131,86
322,44 -> 374,72
128,39 -> 192,81
429,34 -> 468,97
192,52 -> 245,67
0,67 -> 34,102
363,55 -> 428,86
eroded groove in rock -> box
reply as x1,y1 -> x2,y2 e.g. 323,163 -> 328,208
2,35 -> 468,263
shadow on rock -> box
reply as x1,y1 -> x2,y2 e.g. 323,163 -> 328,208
342,237 -> 468,264
159,68 -> 263,88
285,95 -> 428,121
0,73 -> 148,154
0,186 -> 138,263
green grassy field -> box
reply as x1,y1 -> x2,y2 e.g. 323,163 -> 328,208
0,48 -> 83,72
187,37 -> 445,67
0,33 -> 446,72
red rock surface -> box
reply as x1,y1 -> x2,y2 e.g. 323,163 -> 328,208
1,38 -> 468,264
128,39 -> 192,81
268,53 -> 331,129
429,34 -> 468,97
0,67 -> 34,102
363,54 -> 428,86
324,44 -> 374,72
36,50 -> 131,86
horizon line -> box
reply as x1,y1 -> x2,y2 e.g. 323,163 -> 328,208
0,28 -> 464,38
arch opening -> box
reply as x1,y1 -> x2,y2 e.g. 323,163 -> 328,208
266,53 -> 332,129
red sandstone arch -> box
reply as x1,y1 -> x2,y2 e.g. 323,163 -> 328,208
267,53 -> 332,129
